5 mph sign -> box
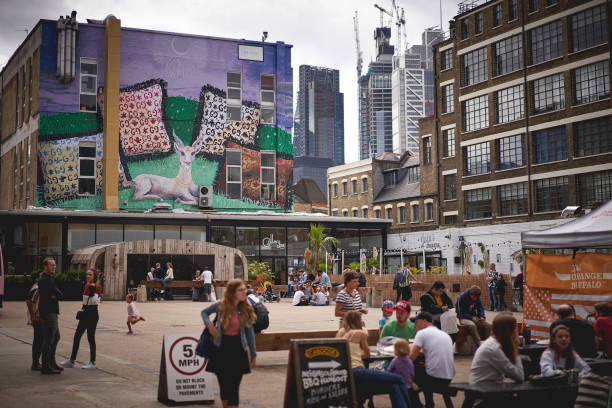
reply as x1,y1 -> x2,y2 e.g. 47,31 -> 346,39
158,334 -> 214,405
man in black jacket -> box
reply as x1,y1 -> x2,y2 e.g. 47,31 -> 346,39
38,257 -> 63,374
549,304 -> 597,358
420,281 -> 454,329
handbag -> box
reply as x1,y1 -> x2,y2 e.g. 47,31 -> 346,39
76,287 -> 93,320
196,316 -> 218,358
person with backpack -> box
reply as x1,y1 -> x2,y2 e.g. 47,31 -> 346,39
393,263 -> 413,302
246,289 -> 269,333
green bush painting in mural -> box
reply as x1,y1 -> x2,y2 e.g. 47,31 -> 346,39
163,96 -> 199,147
39,112 -> 101,137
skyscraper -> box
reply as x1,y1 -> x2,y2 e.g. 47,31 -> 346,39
293,65 -> 344,196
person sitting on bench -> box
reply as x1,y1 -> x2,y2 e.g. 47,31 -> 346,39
420,281 -> 454,329
456,286 -> 491,346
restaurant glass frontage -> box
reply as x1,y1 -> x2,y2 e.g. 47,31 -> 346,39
0,210 -> 388,284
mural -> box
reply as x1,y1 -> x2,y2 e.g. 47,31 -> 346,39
36,22 -> 293,211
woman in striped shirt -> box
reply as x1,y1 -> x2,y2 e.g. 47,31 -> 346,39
335,271 -> 368,327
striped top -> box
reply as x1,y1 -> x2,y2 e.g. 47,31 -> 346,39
336,289 -> 363,321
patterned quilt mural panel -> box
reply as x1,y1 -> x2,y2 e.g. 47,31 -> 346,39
226,141 -> 260,201
276,157 -> 292,207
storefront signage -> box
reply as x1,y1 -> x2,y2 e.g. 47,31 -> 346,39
262,233 -> 285,250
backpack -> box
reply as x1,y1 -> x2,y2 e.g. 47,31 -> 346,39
248,298 -> 269,334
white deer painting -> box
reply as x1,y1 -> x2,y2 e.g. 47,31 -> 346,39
123,131 -> 204,205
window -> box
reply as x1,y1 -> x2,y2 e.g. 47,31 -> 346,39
423,137 -> 432,165
442,84 -> 454,113
443,129 -> 455,158
260,151 -> 275,200
529,20 -> 562,65
572,61 -> 610,105
407,166 -> 420,183
261,74 -> 275,124
463,95 -> 489,132
226,149 -> 242,199
362,177 -> 368,192
352,179 -> 358,194
79,58 -> 97,112
529,0 -> 539,13
28,59 -> 32,119
342,181 -> 348,195
15,69 -> 19,128
545,0 -> 557,5
499,183 -> 528,216
362,207 -> 369,218
386,207 -> 393,220
21,67 -> 26,123
227,71 -> 242,121
352,209 -> 358,217
425,203 -> 434,221
465,142 -> 490,175
441,50 -> 453,70
444,215 -> 457,224
534,126 -> 566,163
475,12 -> 483,34
384,171 -> 398,186
331,209 -> 338,216
333,183 -> 338,197
465,188 -> 492,219
445,174 -> 456,200
493,4 -> 502,27
342,209 -> 349,217
411,205 -> 419,222
570,6 -> 607,53
493,35 -> 522,77
508,0 -> 517,21
399,206 -> 406,224
498,134 -> 525,169
461,18 -> 469,40
535,176 -> 568,212
375,209 -> 381,218
13,149 -> 17,208
26,138 -> 31,203
78,141 -> 96,195
461,47 -> 488,86
532,73 -> 565,114
574,116 -> 612,157
577,171 -> 612,208
496,84 -> 524,123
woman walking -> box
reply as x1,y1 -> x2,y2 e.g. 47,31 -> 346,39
201,279 -> 257,408
61,268 -> 101,369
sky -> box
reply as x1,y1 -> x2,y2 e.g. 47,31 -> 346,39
0,0 -> 459,163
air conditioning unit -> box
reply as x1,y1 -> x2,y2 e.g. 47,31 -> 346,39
198,186 -> 213,209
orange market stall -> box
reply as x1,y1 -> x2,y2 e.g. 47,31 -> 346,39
520,201 -> 612,339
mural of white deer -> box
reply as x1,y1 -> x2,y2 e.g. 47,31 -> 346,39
124,131 -> 204,205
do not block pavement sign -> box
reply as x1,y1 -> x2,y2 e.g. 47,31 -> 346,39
158,334 -> 215,405
284,338 -> 357,408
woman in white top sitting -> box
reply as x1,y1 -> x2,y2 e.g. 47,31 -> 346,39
540,325 -> 590,378
469,312 -> 524,384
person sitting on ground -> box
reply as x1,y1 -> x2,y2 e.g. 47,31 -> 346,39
310,287 -> 328,306
335,271 -> 368,327
318,268 -> 332,289
456,285 -> 491,346
387,338 -> 415,403
337,311 -> 411,408
541,324 -> 591,378
379,300 -> 395,337
594,302 -> 612,356
549,304 -> 597,358
420,281 -> 454,327
381,300 -> 416,340
303,281 -> 314,301
291,285 -> 309,306
126,293 -> 145,334
286,272 -> 297,298
469,312 -> 524,384
298,269 -> 308,285
409,312 -> 455,408
319,285 -> 330,304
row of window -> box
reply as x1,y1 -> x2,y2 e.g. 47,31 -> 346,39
458,60 -> 610,132
460,115 -> 612,176
332,202 -> 435,224
454,5 -> 608,87
331,177 -> 369,198
463,170 -> 612,220
12,138 -> 32,209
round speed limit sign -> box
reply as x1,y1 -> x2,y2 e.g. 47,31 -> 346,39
168,336 -> 206,376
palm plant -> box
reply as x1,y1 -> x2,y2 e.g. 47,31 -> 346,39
304,223 -> 337,273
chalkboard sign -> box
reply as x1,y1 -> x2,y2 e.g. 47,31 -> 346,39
284,338 -> 357,408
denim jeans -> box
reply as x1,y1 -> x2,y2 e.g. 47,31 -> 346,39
488,286 -> 498,311
162,278 -> 173,291
353,367 -> 411,408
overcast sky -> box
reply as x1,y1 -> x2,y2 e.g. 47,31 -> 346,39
0,0 -> 458,163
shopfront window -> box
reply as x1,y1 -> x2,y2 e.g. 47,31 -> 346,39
361,229 -> 382,251
68,224 -> 95,251
260,227 -> 286,257
155,225 -> 180,240
336,229 -> 359,254
124,224 -> 154,242
211,226 -> 235,247
236,227 -> 259,257
181,225 -> 206,242
38,223 -> 62,255
96,224 -> 123,244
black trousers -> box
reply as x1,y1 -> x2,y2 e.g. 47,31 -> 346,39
41,313 -> 60,370
70,308 -> 99,363
217,370 -> 244,405
414,365 -> 453,408
32,321 -> 44,366
396,286 -> 413,302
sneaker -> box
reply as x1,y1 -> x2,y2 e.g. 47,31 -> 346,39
82,362 -> 96,369
60,360 -> 74,368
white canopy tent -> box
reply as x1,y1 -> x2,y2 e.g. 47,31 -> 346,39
521,200 -> 612,249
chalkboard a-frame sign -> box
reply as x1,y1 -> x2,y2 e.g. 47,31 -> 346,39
283,338 -> 357,408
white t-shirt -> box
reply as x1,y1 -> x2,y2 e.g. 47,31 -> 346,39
292,290 -> 305,306
202,270 -> 213,284
312,291 -> 327,305
165,268 -> 174,280
413,325 -> 455,380
147,271 -> 154,281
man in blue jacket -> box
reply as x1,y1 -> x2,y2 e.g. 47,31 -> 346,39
456,285 -> 491,346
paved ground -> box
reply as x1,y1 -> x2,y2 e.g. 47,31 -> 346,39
0,298 -> 521,407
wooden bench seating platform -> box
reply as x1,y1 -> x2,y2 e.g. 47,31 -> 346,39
255,328 -> 380,352
139,280 -> 204,288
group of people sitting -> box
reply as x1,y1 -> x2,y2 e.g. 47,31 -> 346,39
144,262 -> 174,300
289,268 -> 335,306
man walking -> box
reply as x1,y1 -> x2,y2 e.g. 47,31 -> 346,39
38,257 -> 63,375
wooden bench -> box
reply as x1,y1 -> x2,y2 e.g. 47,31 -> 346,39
255,328 -> 380,352
329,286 -> 372,301
140,280 -> 204,288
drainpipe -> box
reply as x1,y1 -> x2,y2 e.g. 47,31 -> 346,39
520,0 -> 533,216
432,46 -> 442,227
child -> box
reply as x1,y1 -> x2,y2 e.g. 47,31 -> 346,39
126,293 -> 145,334
379,300 -> 395,336
387,338 -> 415,387
540,325 -> 590,378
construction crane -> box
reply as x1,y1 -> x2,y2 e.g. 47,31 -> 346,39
353,10 -> 363,79
374,3 -> 393,27
390,0 -> 407,55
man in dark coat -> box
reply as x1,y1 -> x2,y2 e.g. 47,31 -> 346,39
38,257 -> 63,374
550,304 -> 597,358
420,281 -> 454,328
